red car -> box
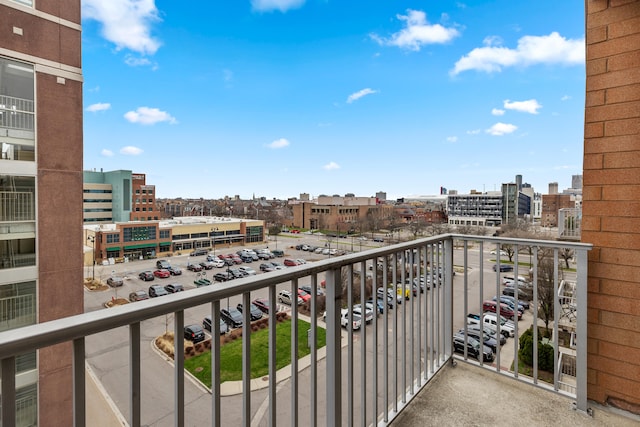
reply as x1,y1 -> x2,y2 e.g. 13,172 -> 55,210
153,269 -> 171,278
283,258 -> 300,267
483,300 -> 521,321
297,288 -> 311,303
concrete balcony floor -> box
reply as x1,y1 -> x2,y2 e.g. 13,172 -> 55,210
393,361 -> 639,427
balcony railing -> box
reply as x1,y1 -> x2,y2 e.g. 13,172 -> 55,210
0,95 -> 34,132
558,208 -> 581,240
0,191 -> 35,222
0,234 -> 590,426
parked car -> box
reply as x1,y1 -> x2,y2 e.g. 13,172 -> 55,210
295,259 -> 307,265
352,304 -> 374,323
373,237 -> 384,243
167,266 -> 182,276
138,271 -> 155,281
502,285 -> 534,301
492,264 -> 514,272
203,315 -> 228,335
237,303 -> 263,321
467,313 -> 515,338
148,284 -> 168,297
278,290 -> 303,306
187,263 -> 203,272
209,258 -> 225,268
483,300 -> 521,321
365,298 -> 385,314
190,248 -> 208,256
184,324 -> 205,343
323,309 -> 362,330
220,308 -> 243,328
238,266 -> 257,275
259,263 -> 275,272
297,288 -> 311,303
129,290 -> 149,302
453,333 -> 494,362
228,268 -> 246,279
272,249 -> 284,257
107,276 -> 124,287
214,272 -> 233,282
299,285 -> 323,296
199,261 -> 215,270
252,298 -> 274,314
499,294 -> 530,310
458,327 -> 501,352
239,254 -> 254,263
283,258 -> 299,267
492,295 -> 525,314
231,256 -> 243,264
156,259 -> 171,270
153,269 -> 171,278
490,249 -> 508,257
164,283 -> 184,293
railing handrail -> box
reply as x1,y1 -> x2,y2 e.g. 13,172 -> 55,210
0,234 -> 591,360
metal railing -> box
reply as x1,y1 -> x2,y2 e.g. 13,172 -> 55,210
0,191 -> 35,221
558,208 -> 581,240
0,95 -> 35,132
0,234 -> 590,426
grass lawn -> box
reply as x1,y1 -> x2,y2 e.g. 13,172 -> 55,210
185,318 -> 326,387
512,358 -> 554,384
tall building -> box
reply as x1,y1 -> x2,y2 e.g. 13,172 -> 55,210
447,192 -> 503,227
83,169 -> 132,223
0,0 -> 84,425
131,173 -> 158,221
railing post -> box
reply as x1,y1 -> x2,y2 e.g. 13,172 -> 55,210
443,237 -> 454,358
2,356 -> 16,427
325,267 -> 342,427
73,338 -> 86,427
575,247 -> 589,413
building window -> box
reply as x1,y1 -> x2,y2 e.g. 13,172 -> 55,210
106,234 -> 120,244
11,0 -> 34,6
159,230 -> 170,239
123,226 -> 157,242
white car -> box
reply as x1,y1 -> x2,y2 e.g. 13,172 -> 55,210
278,290 -> 303,305
322,309 -> 362,330
490,249 -> 508,257
296,259 -> 307,265
238,266 -> 257,275
352,304 -> 374,323
210,258 -> 225,268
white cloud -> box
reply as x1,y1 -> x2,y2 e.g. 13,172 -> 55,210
82,0 -> 162,55
504,99 -> 542,114
347,88 -> 378,104
251,0 -> 305,12
124,55 -> 157,70
486,122 -> 517,136
492,108 -> 505,116
446,136 -> 458,143
124,107 -> 176,125
323,161 -> 340,170
86,103 -> 111,112
120,146 -> 144,155
466,129 -> 481,135
451,32 -> 584,75
370,9 -> 460,51
561,95 -> 571,101
267,138 -> 290,149
101,149 -> 114,157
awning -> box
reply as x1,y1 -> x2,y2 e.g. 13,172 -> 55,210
124,243 -> 157,250
106,247 -> 121,251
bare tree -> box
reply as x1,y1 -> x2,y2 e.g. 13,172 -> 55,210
408,219 -> 428,240
560,248 -> 574,269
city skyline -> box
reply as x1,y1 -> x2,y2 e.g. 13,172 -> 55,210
82,0 -> 586,200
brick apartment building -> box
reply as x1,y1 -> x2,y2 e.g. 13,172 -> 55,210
541,194 -> 575,227
583,0 -> 640,413
0,0 -> 84,424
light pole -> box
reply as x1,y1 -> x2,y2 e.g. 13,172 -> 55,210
211,227 -> 218,257
86,236 -> 96,280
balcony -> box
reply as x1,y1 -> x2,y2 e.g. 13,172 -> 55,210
0,234 -> 611,426
558,208 -> 581,241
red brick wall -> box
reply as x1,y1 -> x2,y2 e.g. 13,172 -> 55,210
583,0 -> 640,413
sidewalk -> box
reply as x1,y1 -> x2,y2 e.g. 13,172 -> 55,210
85,363 -> 127,427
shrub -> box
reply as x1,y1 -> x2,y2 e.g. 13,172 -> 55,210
518,327 -> 555,373
203,340 -> 211,350
195,342 -> 204,353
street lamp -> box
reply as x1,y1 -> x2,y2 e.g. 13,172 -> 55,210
211,227 -> 219,257
86,236 -> 96,280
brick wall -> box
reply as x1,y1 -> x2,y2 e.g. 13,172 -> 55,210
583,0 -> 640,414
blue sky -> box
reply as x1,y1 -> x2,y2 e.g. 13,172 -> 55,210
81,0 -> 586,200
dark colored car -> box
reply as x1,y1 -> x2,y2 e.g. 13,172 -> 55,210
184,324 -> 205,343
187,263 -> 203,272
228,268 -> 247,279
237,303 -> 263,321
500,294 -> 530,310
299,285 -> 323,296
483,300 -> 521,321
493,295 -> 525,314
167,266 -> 182,276
502,285 -> 534,301
199,261 -> 215,270
453,333 -> 494,362
458,328 -> 500,352
203,315 -> 228,335
107,276 -> 124,287
373,237 -> 384,243
164,283 -> 184,293
214,272 -> 233,282
272,249 -> 284,257
148,284 -> 168,297
259,263 -> 275,272
156,259 -> 171,270
220,308 -> 243,328
129,290 -> 149,302
138,271 -> 154,281
492,264 -> 514,272
239,254 -> 254,263
190,248 -> 208,256
252,298 -> 272,314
